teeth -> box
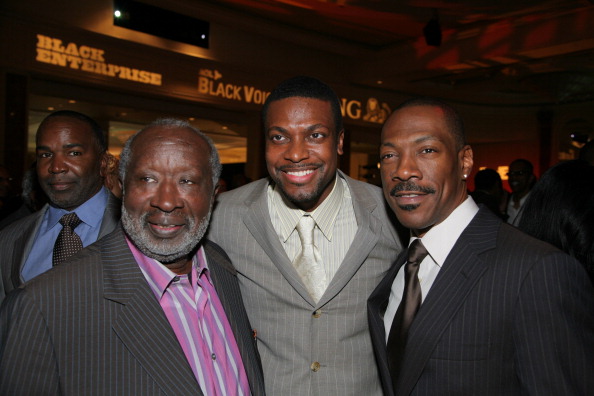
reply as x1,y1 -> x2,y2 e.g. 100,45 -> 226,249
400,194 -> 419,197
287,169 -> 314,177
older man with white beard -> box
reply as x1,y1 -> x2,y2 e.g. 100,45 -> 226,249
0,119 -> 265,396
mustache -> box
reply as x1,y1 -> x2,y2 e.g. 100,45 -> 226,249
46,177 -> 77,184
390,181 -> 436,196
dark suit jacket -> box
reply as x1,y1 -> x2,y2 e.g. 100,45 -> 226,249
0,192 -> 121,302
0,227 -> 265,396
368,207 -> 594,395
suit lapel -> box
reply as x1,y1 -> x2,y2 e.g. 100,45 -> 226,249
98,193 -> 121,238
325,174 -> 381,297
102,228 -> 202,395
242,179 -> 315,302
367,251 -> 407,396
396,208 -> 500,395
204,240 -> 265,396
242,175 -> 388,305
11,207 -> 47,288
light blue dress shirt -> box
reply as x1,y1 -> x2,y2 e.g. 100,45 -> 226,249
21,186 -> 110,282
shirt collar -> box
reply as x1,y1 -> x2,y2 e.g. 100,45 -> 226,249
270,173 -> 343,242
47,186 -> 109,229
411,196 -> 479,267
125,234 -> 209,300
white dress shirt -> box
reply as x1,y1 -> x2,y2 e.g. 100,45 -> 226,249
268,174 -> 357,283
384,196 -> 480,341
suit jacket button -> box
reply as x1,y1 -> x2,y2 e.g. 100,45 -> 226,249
312,309 -> 322,318
310,361 -> 321,372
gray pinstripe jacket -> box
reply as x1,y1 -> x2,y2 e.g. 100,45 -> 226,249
208,171 -> 403,396
0,227 -> 266,396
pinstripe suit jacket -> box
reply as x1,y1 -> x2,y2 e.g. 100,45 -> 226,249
0,227 -> 266,396
0,192 -> 121,303
207,171 -> 403,396
368,207 -> 594,396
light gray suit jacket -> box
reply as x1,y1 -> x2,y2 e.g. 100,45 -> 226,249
0,192 -> 120,303
368,207 -> 594,395
208,171 -> 403,396
0,227 -> 266,396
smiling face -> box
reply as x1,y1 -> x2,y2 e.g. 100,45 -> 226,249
265,97 -> 344,212
36,116 -> 106,211
507,160 -> 534,197
379,105 -> 473,237
121,126 -> 216,273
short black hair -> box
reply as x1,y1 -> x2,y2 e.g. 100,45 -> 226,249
509,158 -> 534,174
474,168 -> 502,191
393,97 -> 466,150
38,110 -> 107,152
262,76 -> 343,134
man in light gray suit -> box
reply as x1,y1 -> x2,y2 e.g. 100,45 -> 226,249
0,119 -> 265,395
208,76 -> 403,395
368,98 -> 594,395
0,110 -> 120,303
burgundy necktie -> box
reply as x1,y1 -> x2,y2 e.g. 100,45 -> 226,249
52,213 -> 83,266
387,239 -> 429,389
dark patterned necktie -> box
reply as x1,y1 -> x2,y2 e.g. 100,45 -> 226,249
52,213 -> 83,266
387,239 -> 429,389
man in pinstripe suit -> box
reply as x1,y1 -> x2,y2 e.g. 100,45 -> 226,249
0,119 -> 265,395
368,98 -> 594,395
0,110 -> 120,304
208,76 -> 403,395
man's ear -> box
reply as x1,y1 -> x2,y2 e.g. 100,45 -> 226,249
336,129 -> 345,155
460,145 -> 473,179
99,151 -> 109,179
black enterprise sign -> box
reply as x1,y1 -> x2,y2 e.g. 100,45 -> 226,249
35,34 -> 162,86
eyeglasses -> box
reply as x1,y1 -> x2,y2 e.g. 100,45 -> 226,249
506,171 -> 529,177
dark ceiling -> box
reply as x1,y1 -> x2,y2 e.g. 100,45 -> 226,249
200,0 -> 594,106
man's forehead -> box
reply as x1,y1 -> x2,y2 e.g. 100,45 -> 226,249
37,118 -> 94,139
137,131 -> 206,156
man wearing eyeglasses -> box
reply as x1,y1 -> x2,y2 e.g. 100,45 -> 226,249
506,159 -> 535,225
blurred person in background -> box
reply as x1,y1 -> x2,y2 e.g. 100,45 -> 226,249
470,168 -> 507,220
0,163 -> 48,230
0,165 -> 21,222
506,158 -> 535,225
518,159 -> 594,283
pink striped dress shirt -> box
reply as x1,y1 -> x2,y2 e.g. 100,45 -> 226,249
126,237 -> 251,396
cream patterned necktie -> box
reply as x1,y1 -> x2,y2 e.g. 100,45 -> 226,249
293,215 -> 328,302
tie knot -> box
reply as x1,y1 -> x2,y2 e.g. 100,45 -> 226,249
59,212 -> 82,229
296,215 -> 315,245
407,239 -> 428,266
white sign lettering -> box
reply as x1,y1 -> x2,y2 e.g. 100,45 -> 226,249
36,34 -> 162,86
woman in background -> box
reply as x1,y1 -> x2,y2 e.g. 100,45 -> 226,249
518,159 -> 594,283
